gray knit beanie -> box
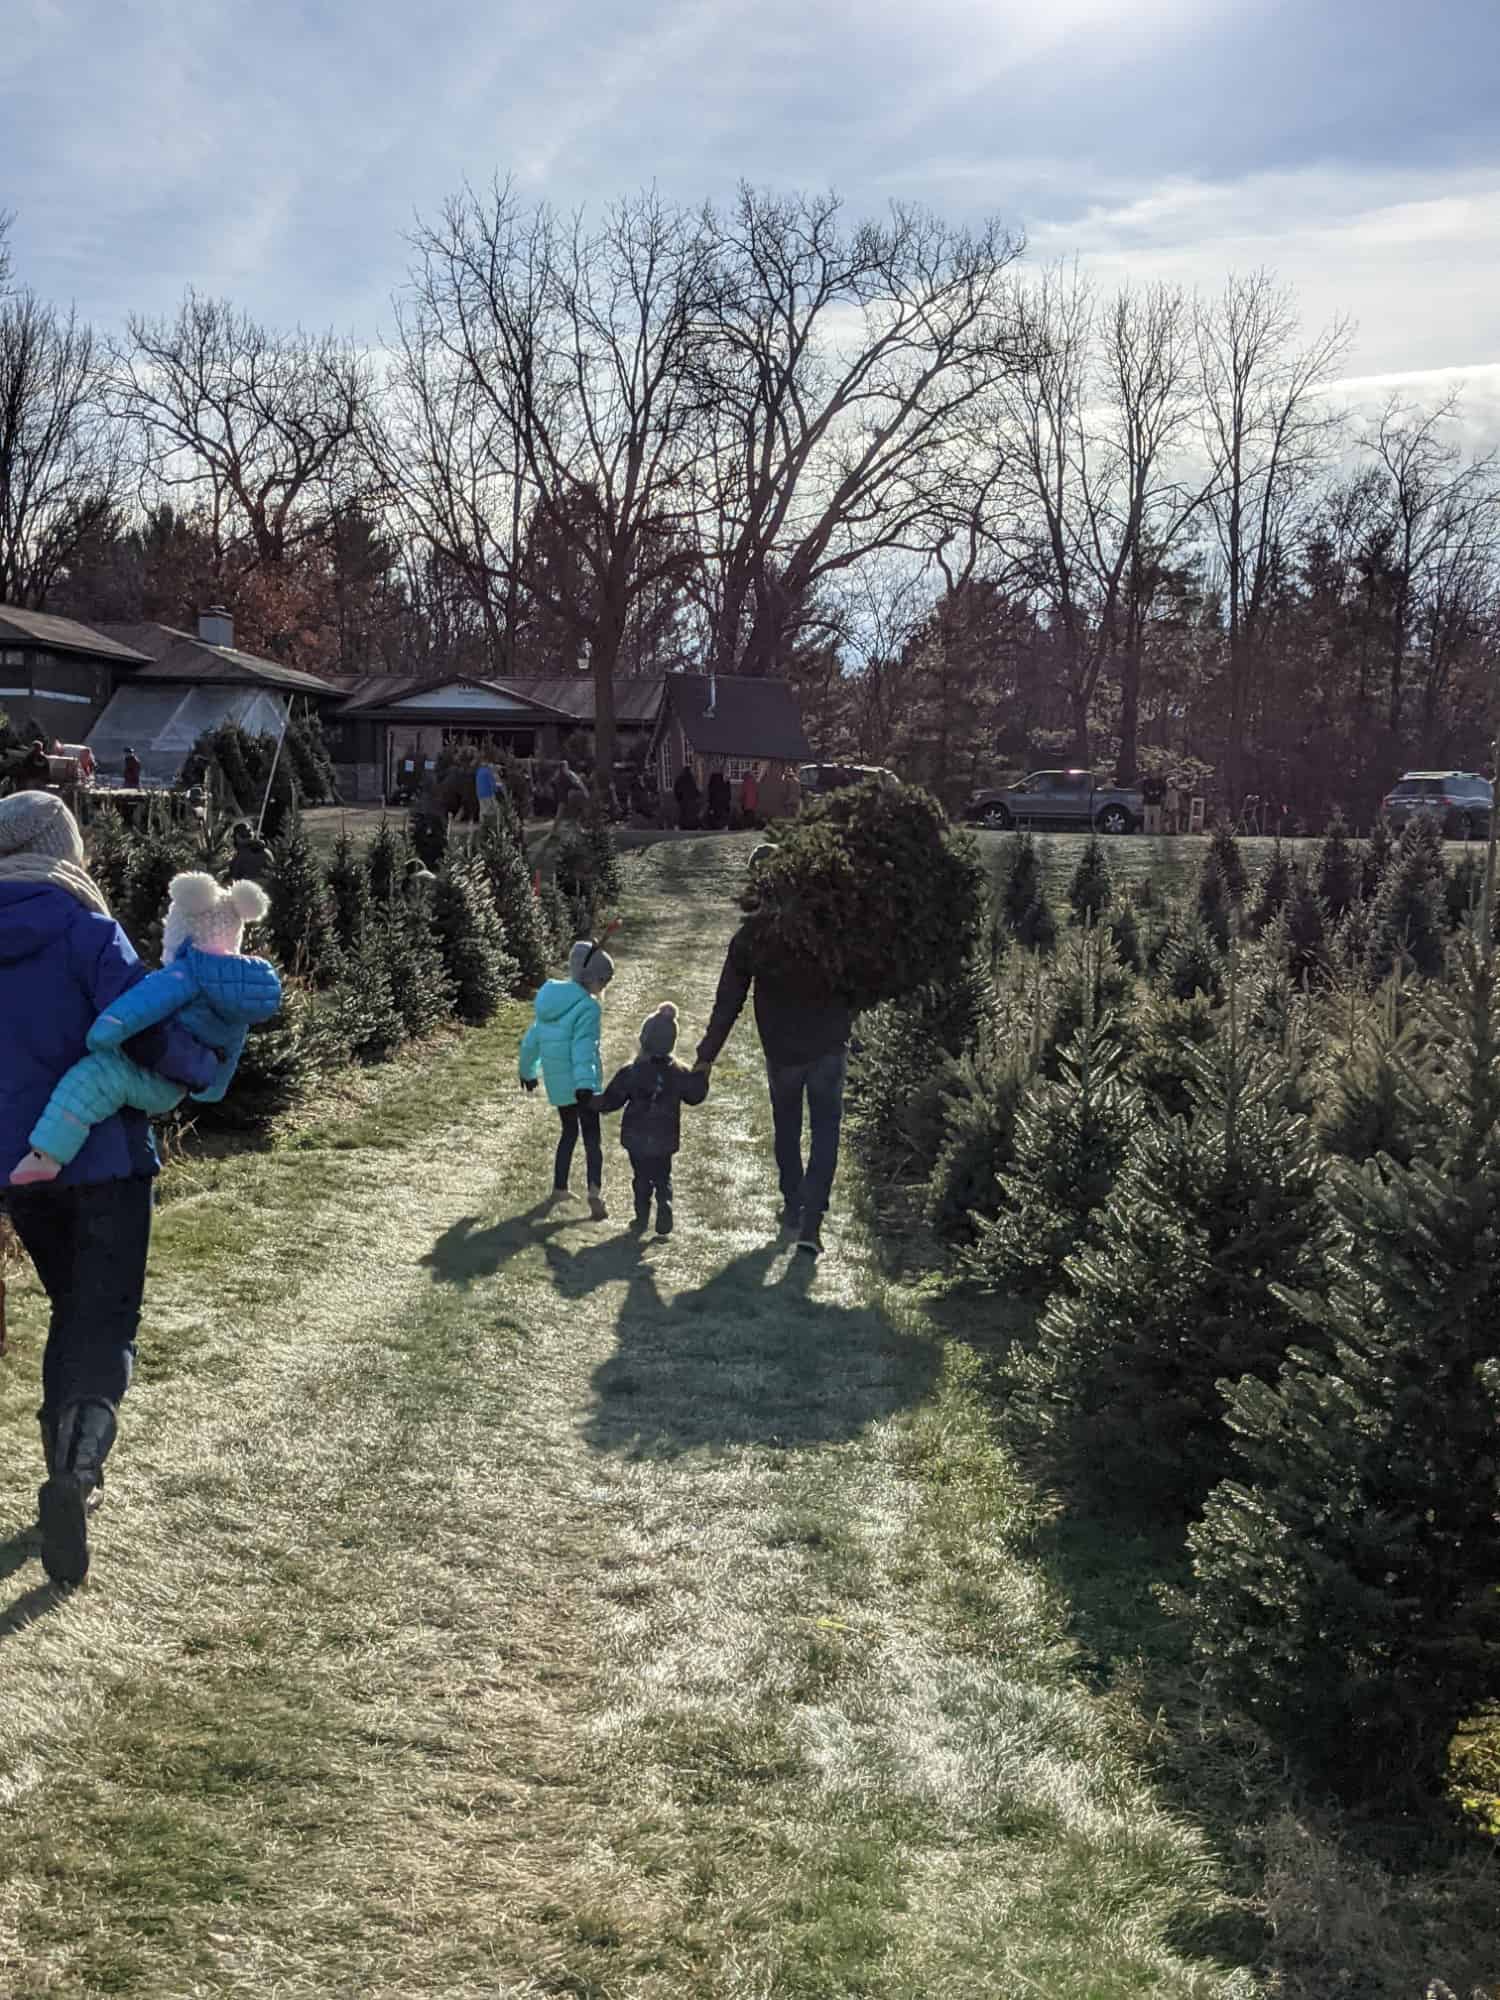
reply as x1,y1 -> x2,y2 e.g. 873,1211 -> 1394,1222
639,1001 -> 678,1057
0,791 -> 85,866
569,937 -> 615,993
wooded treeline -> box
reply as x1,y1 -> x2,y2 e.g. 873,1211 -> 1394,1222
2,187 -> 1496,817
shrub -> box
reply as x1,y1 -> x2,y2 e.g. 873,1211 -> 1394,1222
1365,823 -> 1447,983
431,862 -> 517,1026
1160,912 -> 1224,1002
326,830 -> 372,954
1128,990 -> 1222,1121
924,1052 -> 1028,1242
1247,841 -> 1293,935
366,819 -> 405,907
1195,848 -> 1233,949
1208,821 -> 1247,900
998,832 -> 1058,954
379,903 -> 457,1041
1315,809 -> 1360,921
85,803 -> 134,917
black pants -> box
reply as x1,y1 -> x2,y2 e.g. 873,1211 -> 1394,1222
630,1154 -> 673,1216
766,1047 -> 848,1227
554,1104 -> 603,1190
6,1175 -> 154,1416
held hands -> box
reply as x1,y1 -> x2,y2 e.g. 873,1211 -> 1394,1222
574,1088 -> 594,1106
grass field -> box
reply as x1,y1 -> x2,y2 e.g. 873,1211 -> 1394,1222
0,835 -> 1494,1997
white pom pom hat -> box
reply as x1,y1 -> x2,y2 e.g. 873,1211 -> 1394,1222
161,871 -> 270,963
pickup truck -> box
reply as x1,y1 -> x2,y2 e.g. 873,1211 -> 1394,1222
964,770 -> 1143,834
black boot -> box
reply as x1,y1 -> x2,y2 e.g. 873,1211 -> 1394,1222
37,1408 -> 104,1517
38,1399 -> 116,1587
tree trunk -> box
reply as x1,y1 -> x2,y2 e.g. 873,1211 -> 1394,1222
1116,644 -> 1141,785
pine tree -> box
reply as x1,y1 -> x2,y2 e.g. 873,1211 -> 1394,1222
923,1051 -> 1028,1241
1247,841 -> 1292,935
1315,984 -> 1437,1168
377,902 -> 456,1041
431,862 -> 517,1026
1108,899 -> 1142,972
1189,930 -> 1500,1802
1315,810 -> 1360,921
1360,817 -> 1394,900
538,880 -> 573,960
1041,927 -> 1134,1074
582,792 -> 624,904
121,822 -> 198,959
1161,910 -> 1224,1001
474,817 -> 551,995
1195,848 -> 1233,949
85,802 -> 135,917
1283,866 -> 1329,983
967,1016 -> 1140,1299
1208,821 -> 1248,901
1365,823 -> 1447,983
366,818 -> 405,908
1443,850 -> 1485,932
267,814 -> 341,986
1067,834 -> 1113,926
326,830 -> 372,954
1014,1010 -> 1327,1517
999,833 -> 1057,953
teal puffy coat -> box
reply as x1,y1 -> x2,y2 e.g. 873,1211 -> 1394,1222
519,978 -> 604,1107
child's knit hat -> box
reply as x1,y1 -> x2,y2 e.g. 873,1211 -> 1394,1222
162,871 -> 270,963
569,937 -> 615,994
639,1002 -> 678,1057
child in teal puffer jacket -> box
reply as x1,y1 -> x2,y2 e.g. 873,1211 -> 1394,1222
519,937 -> 616,1216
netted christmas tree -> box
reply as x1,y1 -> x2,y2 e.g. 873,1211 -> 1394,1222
1189,923 -> 1500,1803
431,862 -> 517,1026
1011,995 -> 1328,1517
967,1011 -> 1140,1300
1315,809 -> 1360,921
1247,841 -> 1292,935
266,813 -> 342,987
1067,834 -> 1113,926
1364,821 -> 1447,983
326,830 -> 372,955
745,781 -> 986,1009
997,832 -> 1057,953
283,709 -> 340,804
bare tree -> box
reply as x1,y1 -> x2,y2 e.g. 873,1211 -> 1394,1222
399,183 -> 714,773
0,211 -> 13,296
1195,271 -> 1351,799
696,186 -> 1026,676
0,291 -> 124,608
116,293 -> 369,573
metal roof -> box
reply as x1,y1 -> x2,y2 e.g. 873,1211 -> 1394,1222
333,673 -> 583,720
0,606 -> 151,665
97,623 -> 335,694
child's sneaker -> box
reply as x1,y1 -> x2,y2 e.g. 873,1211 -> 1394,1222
655,1199 -> 674,1239
588,1185 -> 609,1221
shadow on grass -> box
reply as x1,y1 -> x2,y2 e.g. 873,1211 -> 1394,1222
421,1197 -> 595,1287
0,1523 -> 39,1587
578,1239 -> 941,1457
0,1580 -> 67,1643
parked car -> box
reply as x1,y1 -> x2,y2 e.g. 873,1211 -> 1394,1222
797,763 -> 900,796
964,770 -> 1143,834
1380,771 -> 1493,839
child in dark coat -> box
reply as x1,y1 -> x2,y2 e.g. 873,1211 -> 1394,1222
596,1002 -> 708,1236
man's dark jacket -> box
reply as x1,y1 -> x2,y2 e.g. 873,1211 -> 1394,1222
697,920 -> 854,1070
597,1055 -> 709,1158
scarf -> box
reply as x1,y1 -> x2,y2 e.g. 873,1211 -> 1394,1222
0,852 -> 111,919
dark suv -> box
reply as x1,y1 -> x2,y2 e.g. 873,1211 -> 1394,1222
1380,771 -> 1493,839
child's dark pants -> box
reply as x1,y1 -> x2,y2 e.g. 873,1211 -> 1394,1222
630,1153 -> 673,1220
554,1104 -> 603,1190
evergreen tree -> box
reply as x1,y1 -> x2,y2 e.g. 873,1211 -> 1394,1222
1315,985 -> 1436,1168
999,833 -> 1057,953
1041,927 -> 1134,1075
1108,899 -> 1142,972
431,862 -> 517,1025
1195,848 -> 1233,949
475,817 -> 551,995
1443,850 -> 1485,932
1314,810 -> 1360,921
1066,834 -> 1113,926
1247,841 -> 1292,935
410,808 -> 448,873
121,822 -> 198,959
1161,911 -> 1224,1001
1365,823 -> 1447,983
1014,1018 -> 1327,1516
327,942 -> 406,1062
366,818 -> 405,907
1283,867 -> 1329,983
1360,817 -> 1394,900
1190,933 -> 1500,1802
538,880 -> 573,959
85,803 -> 135,916
267,814 -> 341,986
1208,821 -> 1247,901
967,1016 -> 1140,1299
923,1052 -> 1028,1241
326,830 -> 372,954
582,791 -> 624,904
378,902 -> 456,1041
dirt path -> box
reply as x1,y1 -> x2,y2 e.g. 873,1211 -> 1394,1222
0,839 -> 1249,2000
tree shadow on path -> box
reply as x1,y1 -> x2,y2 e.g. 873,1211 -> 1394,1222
572,1237 -> 941,1458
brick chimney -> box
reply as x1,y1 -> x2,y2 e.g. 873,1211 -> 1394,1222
197,606 -> 234,649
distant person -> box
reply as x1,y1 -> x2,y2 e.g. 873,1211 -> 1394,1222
740,765 -> 761,827
475,757 -> 504,829
1141,769 -> 1165,835
596,1001 -> 710,1237
121,748 -> 141,791
705,767 -> 731,831
20,741 -> 52,792
227,820 -> 273,888
695,843 -> 851,1261
674,764 -> 701,831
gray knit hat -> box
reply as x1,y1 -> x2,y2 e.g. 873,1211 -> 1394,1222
0,791 -> 85,866
569,937 -> 615,993
639,1001 -> 678,1057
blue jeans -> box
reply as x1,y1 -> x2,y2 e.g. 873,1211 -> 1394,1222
766,1048 -> 848,1227
6,1175 -> 153,1416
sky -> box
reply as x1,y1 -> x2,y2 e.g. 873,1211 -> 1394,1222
4,0 -> 1500,434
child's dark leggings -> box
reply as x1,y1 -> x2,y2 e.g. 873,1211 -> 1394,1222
554,1104 -> 603,1190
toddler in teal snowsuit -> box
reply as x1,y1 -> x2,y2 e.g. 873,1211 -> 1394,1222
519,937 -> 616,1217
11,873 -> 282,1184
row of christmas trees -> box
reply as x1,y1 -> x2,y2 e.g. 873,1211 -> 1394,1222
84,795 -> 622,1130
852,818 -> 1500,1807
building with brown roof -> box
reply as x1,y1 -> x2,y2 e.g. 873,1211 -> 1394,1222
0,607 -> 151,748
